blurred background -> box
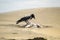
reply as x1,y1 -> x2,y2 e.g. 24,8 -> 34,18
0,0 -> 60,13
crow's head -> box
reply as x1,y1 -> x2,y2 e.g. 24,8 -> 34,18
31,14 -> 35,19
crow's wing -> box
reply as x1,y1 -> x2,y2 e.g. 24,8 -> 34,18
16,16 -> 31,24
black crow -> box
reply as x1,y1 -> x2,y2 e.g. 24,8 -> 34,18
16,14 -> 35,24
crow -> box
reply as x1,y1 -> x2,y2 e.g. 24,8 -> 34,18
16,14 -> 35,24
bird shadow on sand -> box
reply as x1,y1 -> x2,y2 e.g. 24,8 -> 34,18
0,24 -> 53,28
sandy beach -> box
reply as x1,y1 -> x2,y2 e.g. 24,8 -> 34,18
0,8 -> 60,40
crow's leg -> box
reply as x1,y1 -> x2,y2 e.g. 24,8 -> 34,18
25,21 -> 31,25
25,21 -> 32,28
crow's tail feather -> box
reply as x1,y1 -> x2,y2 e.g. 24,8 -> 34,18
16,19 -> 22,24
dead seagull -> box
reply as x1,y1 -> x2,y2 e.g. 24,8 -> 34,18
16,14 -> 35,25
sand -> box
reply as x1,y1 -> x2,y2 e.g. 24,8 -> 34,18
0,8 -> 60,40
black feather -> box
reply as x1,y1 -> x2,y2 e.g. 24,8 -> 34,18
16,14 -> 35,24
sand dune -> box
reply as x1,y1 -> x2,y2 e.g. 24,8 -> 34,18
0,8 -> 60,40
